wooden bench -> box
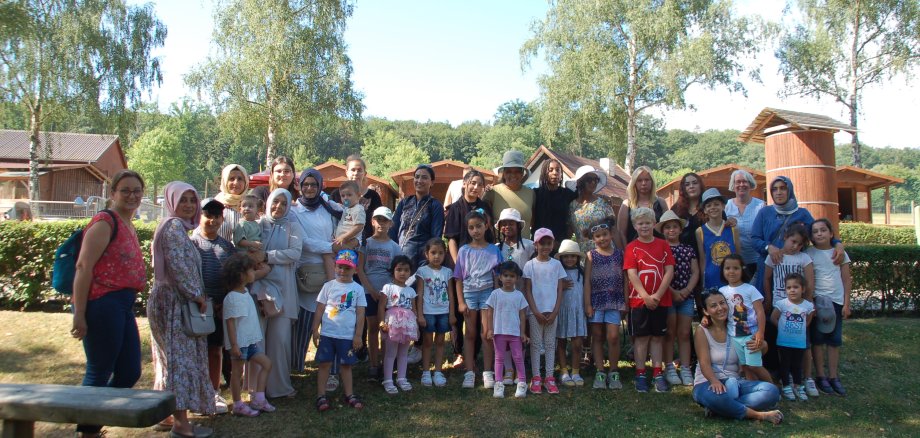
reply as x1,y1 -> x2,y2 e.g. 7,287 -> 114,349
0,384 -> 175,438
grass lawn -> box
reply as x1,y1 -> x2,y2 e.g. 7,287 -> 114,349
1,311 -> 918,437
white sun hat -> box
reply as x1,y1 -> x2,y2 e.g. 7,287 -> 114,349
564,165 -> 607,194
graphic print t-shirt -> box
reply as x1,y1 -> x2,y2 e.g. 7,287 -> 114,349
416,265 -> 452,315
624,238 -> 675,308
774,298 -> 814,349
317,280 -> 367,340
765,252 -> 813,302
719,283 -> 763,338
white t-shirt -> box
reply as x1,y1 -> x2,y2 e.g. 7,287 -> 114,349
498,239 -> 535,271
774,298 -> 814,349
222,289 -> 263,350
719,283 -> 763,338
523,257 -> 567,313
316,280 -> 367,340
417,265 -> 452,315
485,288 -> 529,336
806,247 -> 850,305
764,251 -> 813,301
381,283 -> 417,311
335,204 -> 366,245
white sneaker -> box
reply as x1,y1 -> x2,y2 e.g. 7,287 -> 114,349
397,378 -> 413,391
407,346 -> 422,364
493,382 -> 504,398
804,378 -> 820,397
514,381 -> 528,398
665,366 -> 682,385
462,371 -> 475,388
433,371 -> 447,387
421,371 -> 433,387
483,371 -> 495,389
679,368 -> 694,386
795,385 -> 809,401
213,394 -> 228,414
503,371 -> 514,386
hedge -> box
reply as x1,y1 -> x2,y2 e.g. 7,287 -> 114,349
847,245 -> 920,315
839,222 -> 916,245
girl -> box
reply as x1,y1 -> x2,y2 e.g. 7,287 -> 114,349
379,255 -> 419,394
658,211 -> 699,386
554,240 -> 587,387
484,261 -> 530,398
696,188 -> 742,290
524,228 -> 567,394
807,219 -> 851,396
584,217 -> 627,390
719,254 -> 771,382
496,208 -> 535,278
416,238 -> 456,387
445,169 -> 493,263
533,159 -> 577,252
770,273 -> 814,401
222,253 -> 274,416
618,166 -> 668,244
453,209 -> 503,389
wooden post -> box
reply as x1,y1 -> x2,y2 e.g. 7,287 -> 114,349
2,419 -> 34,438
914,205 -> 919,245
884,186 -> 891,225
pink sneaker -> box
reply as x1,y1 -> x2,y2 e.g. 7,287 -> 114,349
231,402 -> 260,417
544,377 -> 560,394
250,399 -> 276,413
530,376 -> 543,394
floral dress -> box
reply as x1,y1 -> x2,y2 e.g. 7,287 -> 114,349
147,219 -> 215,413
569,197 -> 615,252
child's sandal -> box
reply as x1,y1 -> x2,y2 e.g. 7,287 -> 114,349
315,395 -> 331,412
344,394 -> 364,410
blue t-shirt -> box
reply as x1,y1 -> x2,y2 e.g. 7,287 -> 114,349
774,298 -> 814,349
191,231 -> 235,299
453,244 -> 502,292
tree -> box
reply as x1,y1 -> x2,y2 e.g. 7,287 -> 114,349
360,131 -> 429,186
188,0 -> 363,169
777,0 -> 920,168
0,0 -> 166,201
127,127 -> 189,199
522,0 -> 763,173
494,99 -> 536,127
470,124 -> 540,169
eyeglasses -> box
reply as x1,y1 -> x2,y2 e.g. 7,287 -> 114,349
590,223 -> 610,233
118,189 -> 144,197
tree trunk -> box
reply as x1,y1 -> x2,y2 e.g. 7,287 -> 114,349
624,38 -> 639,174
265,103 -> 276,169
849,0 -> 862,168
28,105 -> 42,203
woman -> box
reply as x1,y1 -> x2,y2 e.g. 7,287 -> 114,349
724,169 -> 765,277
71,170 -> 147,438
669,172 -> 706,251
444,169 -> 493,264
261,188 -> 304,398
568,165 -> 616,252
617,166 -> 668,244
148,182 -> 214,438
331,155 -> 383,241
390,164 -> 444,265
693,290 -> 783,424
484,150 -> 535,239
532,159 -> 577,251
215,164 -> 249,242
252,156 -> 298,203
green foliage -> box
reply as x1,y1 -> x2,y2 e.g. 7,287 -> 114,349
840,223 -> 917,245
360,131 -> 430,185
470,124 -> 540,170
0,219 -> 156,310
849,245 -> 920,314
127,126 -> 189,196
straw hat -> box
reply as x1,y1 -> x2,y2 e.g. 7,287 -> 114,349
655,209 -> 688,234
564,165 -> 607,194
554,239 -> 584,260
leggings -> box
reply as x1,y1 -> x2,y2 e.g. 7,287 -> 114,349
528,314 -> 558,378
778,346 -> 806,385
384,335 -> 410,381
493,335 -> 526,384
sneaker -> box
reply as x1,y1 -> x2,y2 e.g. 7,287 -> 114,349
665,366 -> 681,385
635,375 -> 649,393
515,381 -> 528,398
482,371 -> 495,389
794,385 -> 808,401
407,346 -> 422,364
493,382 -> 504,398
530,376 -> 543,394
782,385 -> 796,401
421,371 -> 433,387
560,373 -> 574,387
829,378 -> 847,396
397,378 -> 413,391
326,375 -> 340,392
679,368 -> 694,386
593,372 -> 607,389
433,371 -> 447,387
503,371 -> 514,386
816,377 -> 833,394
572,374 -> 585,387
462,371 -> 475,389
804,377 -> 821,397
214,394 -> 229,414
382,379 -> 398,394
231,402 -> 259,417
250,399 -> 276,413
544,377 -> 560,394
607,372 -> 623,390
654,376 -> 670,393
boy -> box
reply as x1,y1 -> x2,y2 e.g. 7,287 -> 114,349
312,249 -> 367,411
624,207 -> 675,393
234,194 -> 264,252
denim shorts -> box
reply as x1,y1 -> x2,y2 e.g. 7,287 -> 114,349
668,298 -> 695,317
236,343 -> 260,361
463,289 -> 492,311
423,313 -> 451,334
316,335 -> 357,365
811,302 -> 844,347
589,309 -> 621,325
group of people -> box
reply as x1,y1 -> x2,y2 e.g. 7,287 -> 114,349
67,150 -> 853,436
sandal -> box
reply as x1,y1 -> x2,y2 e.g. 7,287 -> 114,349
344,394 -> 364,410
315,395 -> 331,412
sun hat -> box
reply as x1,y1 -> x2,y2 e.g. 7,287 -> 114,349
372,206 -> 394,221
564,165 -> 607,193
815,295 -> 837,334
701,187 -> 726,207
655,209 -> 688,234
494,150 -> 530,177
554,239 -> 584,260
495,208 -> 524,228
534,228 -> 555,242
335,249 -> 358,269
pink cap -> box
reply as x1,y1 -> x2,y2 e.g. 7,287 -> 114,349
534,228 -> 554,242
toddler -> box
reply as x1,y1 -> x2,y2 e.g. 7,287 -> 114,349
484,261 -> 530,398
379,255 -> 420,394
523,228 -> 567,394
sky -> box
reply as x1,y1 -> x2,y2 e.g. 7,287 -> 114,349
136,0 -> 919,149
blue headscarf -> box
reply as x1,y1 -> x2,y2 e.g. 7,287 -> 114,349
298,168 -> 342,219
770,176 -> 799,215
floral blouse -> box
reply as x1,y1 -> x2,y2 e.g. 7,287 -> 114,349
569,197 -> 615,252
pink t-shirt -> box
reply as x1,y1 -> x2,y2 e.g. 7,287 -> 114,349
87,211 -> 147,300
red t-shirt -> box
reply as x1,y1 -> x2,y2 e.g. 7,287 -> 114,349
624,237 -> 675,309
86,211 -> 147,300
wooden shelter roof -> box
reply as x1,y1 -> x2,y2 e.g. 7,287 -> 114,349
737,108 -> 857,144
313,161 -> 396,194
835,165 -> 905,190
525,145 -> 629,201
389,160 -> 497,184
0,130 -> 124,165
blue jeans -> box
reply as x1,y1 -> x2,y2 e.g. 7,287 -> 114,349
692,378 -> 780,420
78,289 -> 141,433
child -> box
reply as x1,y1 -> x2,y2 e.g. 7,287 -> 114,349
496,208 -> 535,280
658,210 -> 699,386
356,206 -> 403,379
233,194 -> 264,252
416,238 -> 455,387
624,207 -> 675,393
584,217 -> 627,390
554,239 -> 587,387
311,250 -> 367,412
453,209 -> 503,389
484,261 -> 530,398
523,228 -> 567,394
696,188 -> 742,290
718,254 -> 771,383
221,253 -> 274,416
378,255 -> 419,394
771,273 -> 814,401
324,180 -> 366,280
807,218 -> 851,396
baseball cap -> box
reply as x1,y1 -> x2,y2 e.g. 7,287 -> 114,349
815,295 -> 836,333
534,228 -> 555,242
200,197 -> 224,215
335,249 -> 358,269
372,206 -> 394,221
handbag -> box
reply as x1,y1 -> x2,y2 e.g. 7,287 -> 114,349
296,264 -> 327,295
180,297 -> 215,337
254,279 -> 283,318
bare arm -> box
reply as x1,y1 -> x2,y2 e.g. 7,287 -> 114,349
356,252 -> 379,299
770,308 -> 780,326
583,253 -> 594,317
841,263 -> 852,318
763,266 -> 774,310
71,219 -> 112,339
616,204 -> 629,242
753,300 -> 766,348
804,263 -> 815,301
684,258 -> 700,299
448,238 -> 460,266
353,306 -> 366,350
226,316 -> 241,358
483,307 -> 493,339
519,308 -> 529,344
654,265 -> 674,299
311,303 -> 325,347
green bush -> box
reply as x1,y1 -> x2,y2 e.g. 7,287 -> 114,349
848,245 -> 920,315
0,219 -> 156,310
840,222 -> 916,245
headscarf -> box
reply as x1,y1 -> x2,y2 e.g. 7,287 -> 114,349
215,164 -> 249,209
152,181 -> 200,286
264,188 -> 292,225
771,176 -> 799,215
297,169 -> 341,219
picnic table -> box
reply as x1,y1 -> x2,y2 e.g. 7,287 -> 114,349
0,383 -> 175,438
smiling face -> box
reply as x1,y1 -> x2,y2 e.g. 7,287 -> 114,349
560,254 -> 580,269
200,207 -> 224,235
662,221 -> 682,243
633,217 -> 655,239
703,198 -> 725,220
177,190 -> 198,221
414,169 -> 432,196
591,226 -> 612,250
464,175 -> 485,200
732,173 -> 751,198
703,293 -> 729,324
535,237 -> 554,257
112,177 -> 144,211
300,176 -> 319,199
811,221 -> 832,247
498,220 -> 519,240
502,167 -> 524,190
227,169 -> 246,195
241,199 -> 259,221
272,163 -> 294,190
270,196 -> 288,219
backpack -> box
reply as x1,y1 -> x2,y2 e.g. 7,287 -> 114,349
52,210 -> 118,295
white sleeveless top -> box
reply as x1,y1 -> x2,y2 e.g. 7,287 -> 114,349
693,326 -> 741,386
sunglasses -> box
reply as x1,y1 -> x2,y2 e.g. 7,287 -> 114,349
590,223 -> 610,234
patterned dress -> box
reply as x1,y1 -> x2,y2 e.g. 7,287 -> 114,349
670,243 -> 698,298
589,248 -> 626,311
147,219 -> 215,413
570,197 -> 615,252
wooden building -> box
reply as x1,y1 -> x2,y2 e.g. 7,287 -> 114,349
657,164 -> 766,207
524,146 -> 629,206
835,166 -> 903,224
314,161 -> 398,208
390,160 -> 497,202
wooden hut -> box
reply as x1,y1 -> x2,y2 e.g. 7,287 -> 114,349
835,166 -> 903,224
390,160 -> 497,202
315,161 -> 398,209
657,164 -> 766,207
738,108 -> 857,230
524,146 -> 629,206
